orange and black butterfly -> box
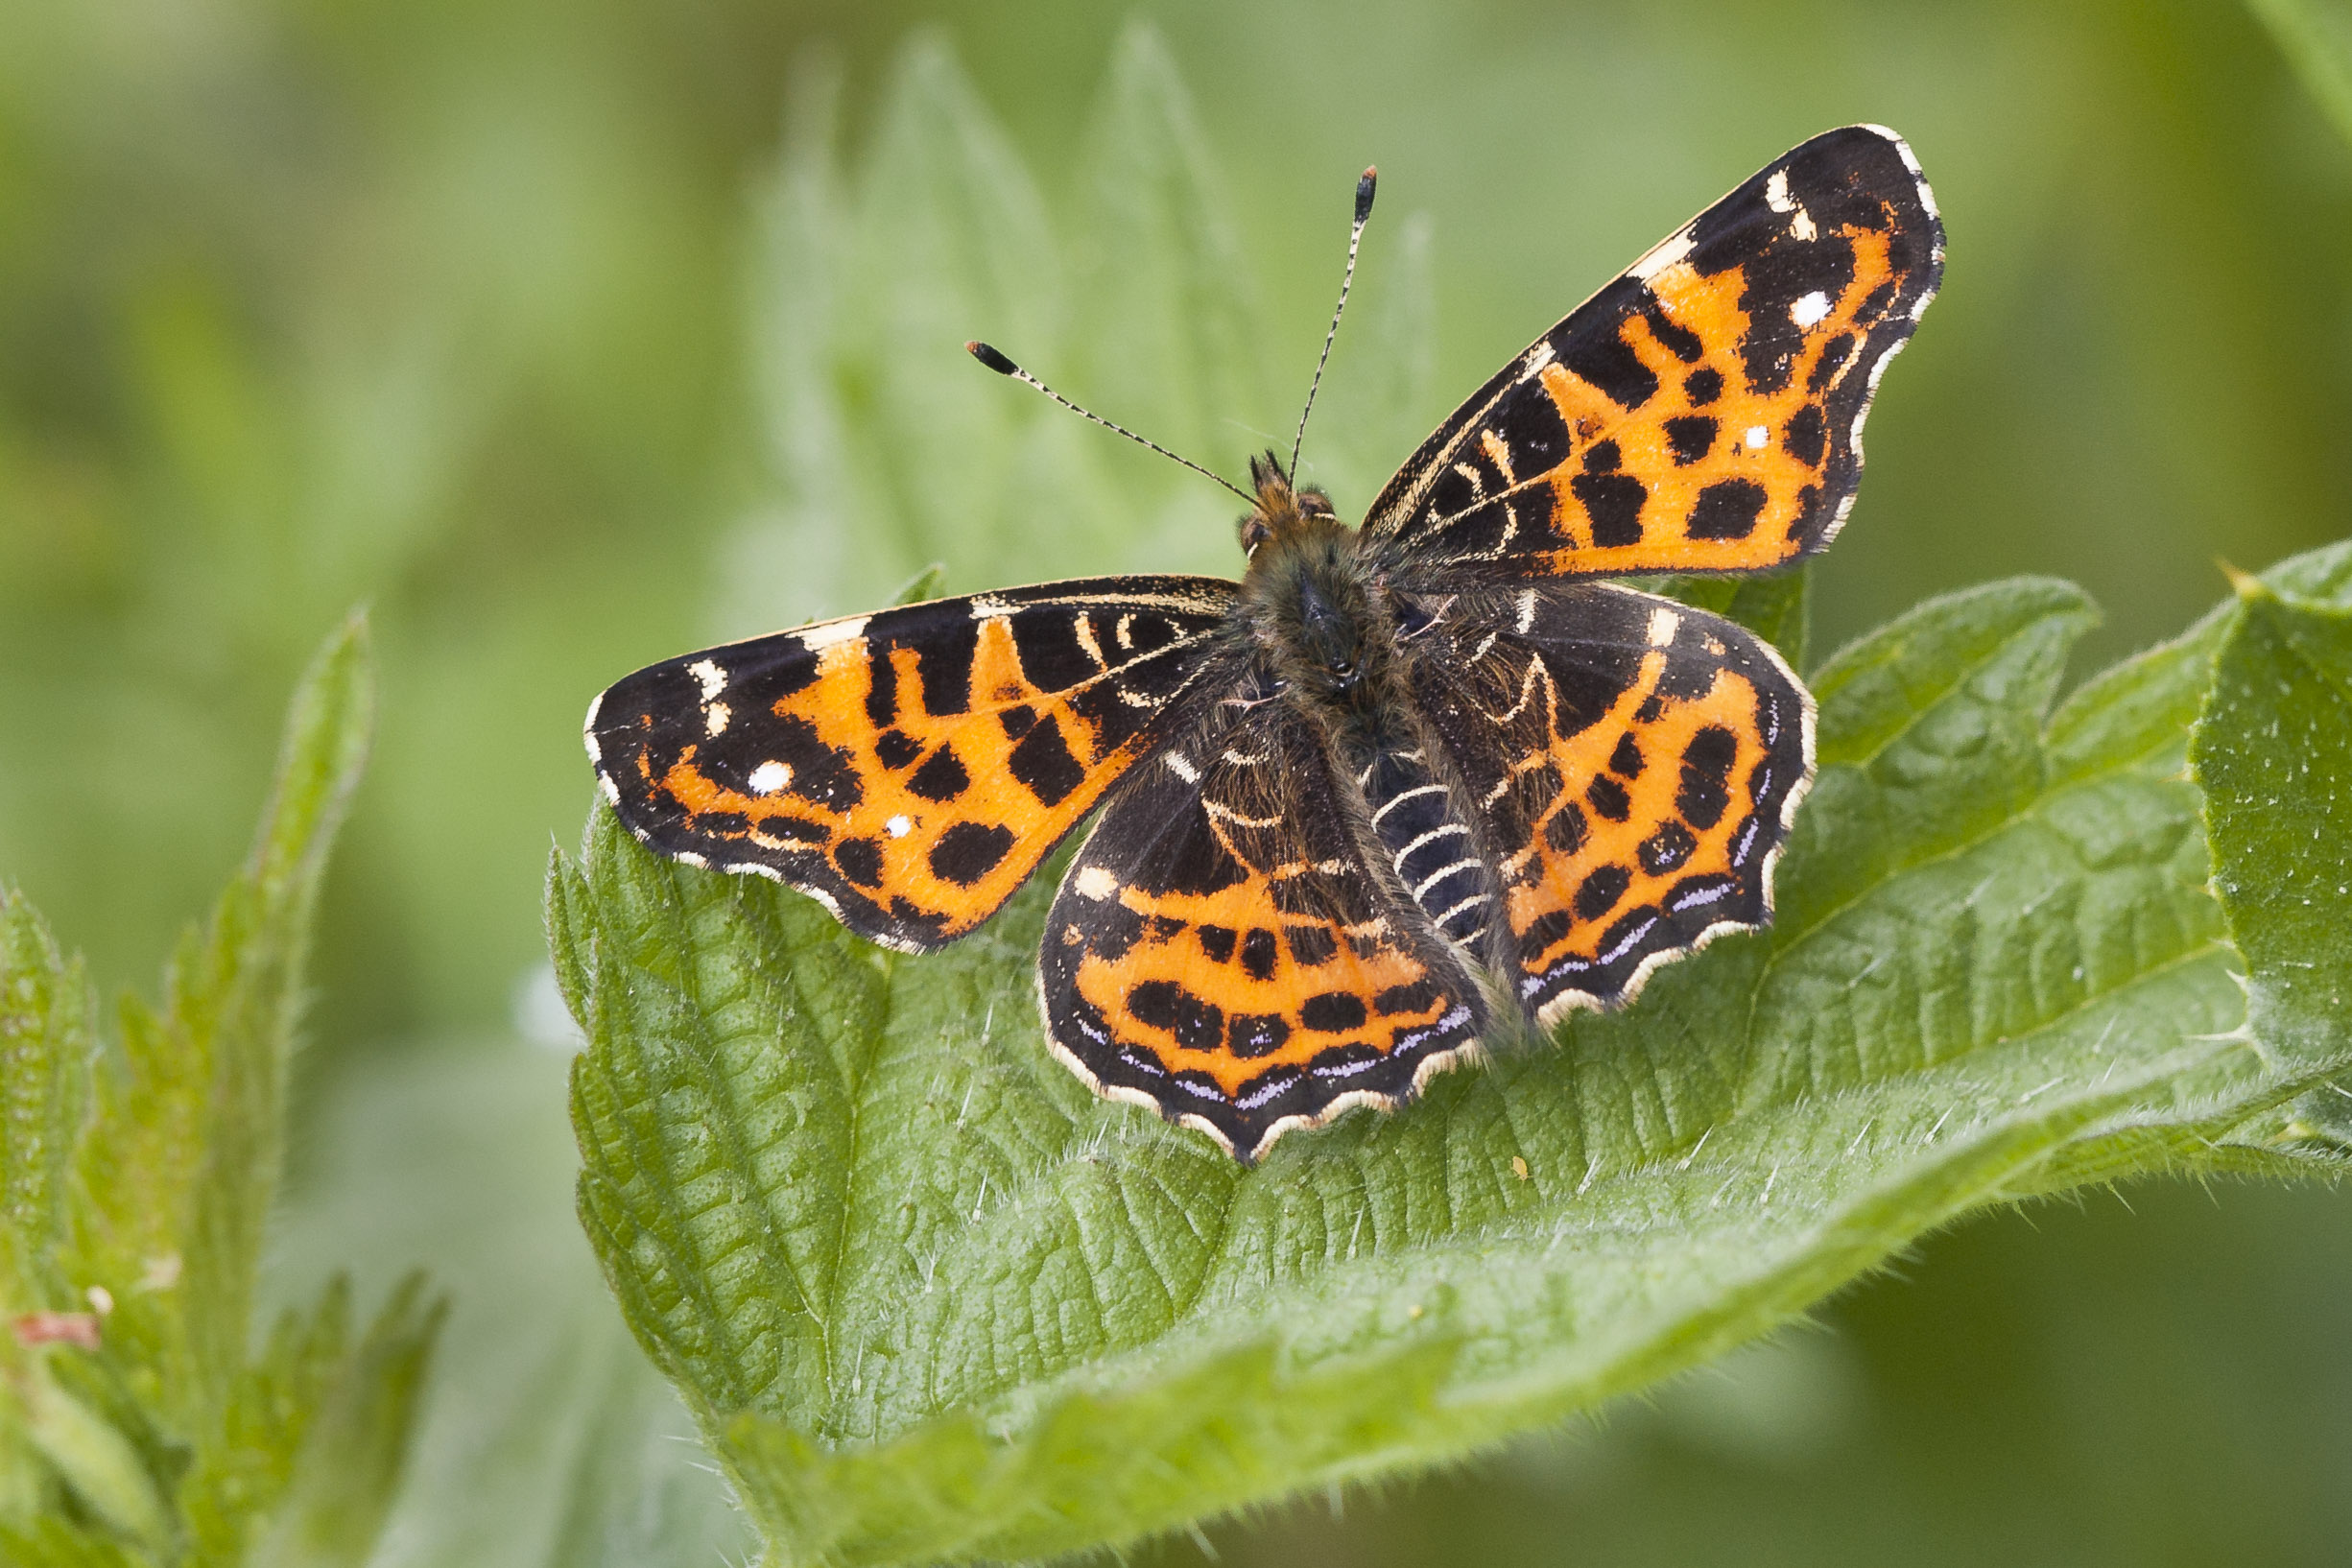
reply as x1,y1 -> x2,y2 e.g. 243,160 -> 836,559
586,126 -> 1942,1163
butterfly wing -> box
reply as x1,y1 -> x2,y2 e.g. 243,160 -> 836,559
1363,125 -> 1941,582
1040,703 -> 1486,1163
1400,582 -> 1812,1021
586,578 -> 1235,952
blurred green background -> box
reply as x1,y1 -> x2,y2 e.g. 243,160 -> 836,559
6,0 -> 2352,1560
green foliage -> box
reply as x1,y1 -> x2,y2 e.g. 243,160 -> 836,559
0,618 -> 444,1566
2194,569 -> 2352,1150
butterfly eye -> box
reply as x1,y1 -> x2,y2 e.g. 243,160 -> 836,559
1240,515 -> 1273,556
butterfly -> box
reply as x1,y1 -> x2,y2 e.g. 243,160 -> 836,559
585,125 -> 1943,1164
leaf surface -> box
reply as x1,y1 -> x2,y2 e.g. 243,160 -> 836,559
2192,562 -> 2352,1159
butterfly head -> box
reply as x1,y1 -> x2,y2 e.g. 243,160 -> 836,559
1237,450 -> 1340,559
1237,451 -> 1390,704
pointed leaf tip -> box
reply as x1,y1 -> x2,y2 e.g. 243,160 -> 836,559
890,563 -> 947,606
2219,557 -> 2270,602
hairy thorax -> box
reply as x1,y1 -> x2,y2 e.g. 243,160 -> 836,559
1232,461 -> 1500,953
1234,466 -> 1403,730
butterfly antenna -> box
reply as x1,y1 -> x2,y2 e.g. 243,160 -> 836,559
964,342 -> 1254,505
1290,165 -> 1377,480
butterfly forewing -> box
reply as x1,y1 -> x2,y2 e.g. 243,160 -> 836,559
587,578 -> 1234,952
1039,704 -> 1486,1162
1402,583 -> 1813,1019
1364,125 -> 1941,582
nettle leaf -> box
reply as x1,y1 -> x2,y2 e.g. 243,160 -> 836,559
0,616 -> 445,1566
558,542 -> 2352,1565
2192,561 -> 2352,1158
0,892 -> 98,1316
64,614 -> 375,1426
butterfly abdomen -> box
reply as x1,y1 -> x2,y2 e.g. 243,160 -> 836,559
1354,747 -> 1495,950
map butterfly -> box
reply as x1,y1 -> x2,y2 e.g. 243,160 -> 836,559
586,126 -> 1943,1162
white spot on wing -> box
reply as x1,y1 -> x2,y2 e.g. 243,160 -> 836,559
799,617 -> 867,652
1745,425 -> 1770,449
748,760 -> 792,795
1647,606 -> 1681,647
704,701 -> 730,736
1166,752 -> 1200,783
1075,866 -> 1117,900
886,814 -> 912,838
1478,429 -> 1516,485
1073,613 -> 1106,670
1791,291 -> 1832,329
688,659 -> 725,701
1629,225 -> 1694,281
1515,587 -> 1537,634
1768,172 -> 1819,241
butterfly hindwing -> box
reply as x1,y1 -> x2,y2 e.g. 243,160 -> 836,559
1364,125 -> 1941,582
1400,582 -> 1813,1020
1039,704 -> 1486,1162
587,578 -> 1234,951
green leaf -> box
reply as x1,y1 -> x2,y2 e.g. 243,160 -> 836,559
1,612 -> 446,1565
734,31 -> 1087,627
558,543 -> 2352,1565
66,610 -> 374,1427
242,1275 -> 443,1568
1654,566 -> 1811,670
3,1349 -> 175,1555
0,891 -> 97,1314
2192,565 -> 2352,1154
887,565 -> 946,608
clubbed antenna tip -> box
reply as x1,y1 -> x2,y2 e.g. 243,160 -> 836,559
966,341 -> 1018,376
1355,167 -> 1377,225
